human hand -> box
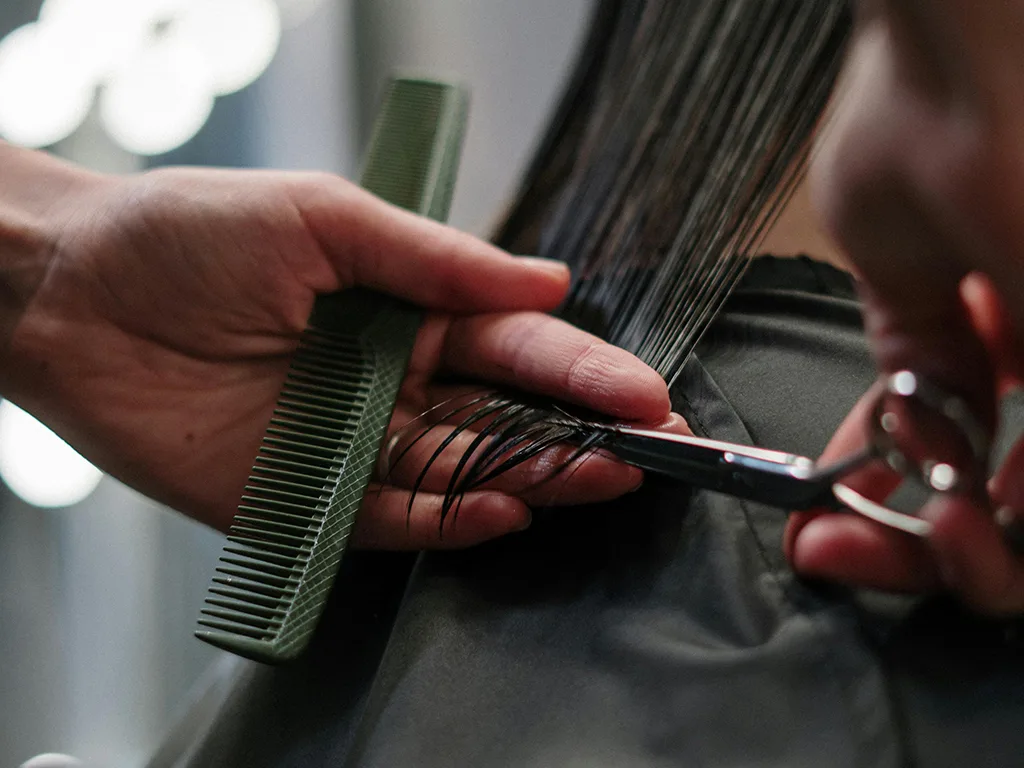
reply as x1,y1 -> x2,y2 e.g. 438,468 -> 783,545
2,155 -> 671,547
790,1 -> 1024,612
785,368 -> 1024,614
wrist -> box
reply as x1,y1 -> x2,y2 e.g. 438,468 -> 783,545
0,142 -> 104,396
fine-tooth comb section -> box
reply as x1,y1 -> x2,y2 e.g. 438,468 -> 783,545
200,331 -> 368,643
196,78 -> 469,663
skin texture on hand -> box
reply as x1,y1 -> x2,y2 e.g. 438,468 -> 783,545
790,1 -> 1024,613
0,145 -> 673,548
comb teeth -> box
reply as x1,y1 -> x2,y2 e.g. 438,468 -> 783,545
196,77 -> 468,663
197,329 -> 371,643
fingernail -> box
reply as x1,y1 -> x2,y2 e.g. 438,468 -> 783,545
959,272 -> 987,305
514,509 -> 533,531
519,256 -> 570,277
995,506 -> 1017,528
629,469 -> 644,492
660,412 -> 690,432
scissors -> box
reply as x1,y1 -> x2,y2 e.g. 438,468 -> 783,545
590,370 -> 992,538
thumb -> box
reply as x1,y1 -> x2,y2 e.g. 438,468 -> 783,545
293,176 -> 571,313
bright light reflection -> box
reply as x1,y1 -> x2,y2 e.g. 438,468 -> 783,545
0,401 -> 102,509
100,28 -> 215,156
179,0 -> 281,95
39,0 -> 152,82
0,0 -> 283,154
0,23 -> 94,147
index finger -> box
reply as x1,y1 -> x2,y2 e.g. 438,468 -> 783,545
293,177 -> 572,314
441,312 -> 671,424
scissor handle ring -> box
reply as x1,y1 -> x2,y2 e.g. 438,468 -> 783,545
869,370 -> 991,495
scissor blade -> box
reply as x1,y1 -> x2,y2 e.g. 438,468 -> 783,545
599,427 -> 837,509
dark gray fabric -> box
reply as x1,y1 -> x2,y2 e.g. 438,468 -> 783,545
158,257 -> 1024,768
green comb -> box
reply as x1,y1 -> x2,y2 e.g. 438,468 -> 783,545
195,77 -> 469,664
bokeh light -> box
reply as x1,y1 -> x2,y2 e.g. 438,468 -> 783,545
0,0 -> 284,154
0,23 -> 95,147
0,401 -> 102,509
100,26 -> 215,156
178,0 -> 281,95
39,0 -> 154,82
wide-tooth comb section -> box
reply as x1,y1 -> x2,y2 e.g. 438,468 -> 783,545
196,78 -> 468,663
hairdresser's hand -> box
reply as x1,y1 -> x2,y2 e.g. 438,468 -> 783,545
789,1 -> 1024,612
2,153 -> 671,546
785,363 -> 1024,615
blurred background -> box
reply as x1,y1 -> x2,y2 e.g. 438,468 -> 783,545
0,0 -> 592,764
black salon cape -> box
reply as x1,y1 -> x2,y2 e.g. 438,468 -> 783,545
153,258 -> 1024,768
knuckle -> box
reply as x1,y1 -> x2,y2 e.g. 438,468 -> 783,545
286,170 -> 345,202
501,314 -> 551,377
565,340 -> 611,392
